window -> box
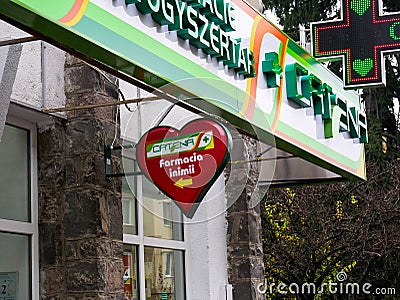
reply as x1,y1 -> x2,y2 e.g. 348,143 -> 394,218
144,247 -> 185,300
122,176 -> 137,235
142,176 -> 183,241
0,120 -> 38,300
121,147 -> 187,300
123,245 -> 139,300
120,88 -> 189,300
0,233 -> 30,299
0,124 -> 30,222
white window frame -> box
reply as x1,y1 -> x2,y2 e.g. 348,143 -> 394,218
122,156 -> 191,300
0,116 -> 39,300
123,172 -> 190,300
120,88 -> 193,299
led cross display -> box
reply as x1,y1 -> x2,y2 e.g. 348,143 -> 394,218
311,0 -> 400,89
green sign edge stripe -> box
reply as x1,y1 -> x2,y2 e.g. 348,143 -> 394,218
24,6 -> 362,168
83,8 -> 363,178
7,0 -> 246,108
275,119 -> 362,169
270,43 -> 363,168
84,2 -> 218,81
1,0 -> 249,126
80,11 -> 250,116
82,3 -> 253,115
288,40 -> 356,104
1,0 -> 364,179
278,44 -> 363,168
273,131 -> 364,181
12,0 -> 76,20
75,16 -> 194,82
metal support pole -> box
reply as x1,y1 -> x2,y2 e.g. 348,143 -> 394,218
42,96 -> 160,113
0,36 -> 38,47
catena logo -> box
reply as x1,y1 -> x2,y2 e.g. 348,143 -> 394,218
146,131 -> 214,158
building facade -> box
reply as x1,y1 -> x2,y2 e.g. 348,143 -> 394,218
0,0 -> 367,299
0,24 -> 262,298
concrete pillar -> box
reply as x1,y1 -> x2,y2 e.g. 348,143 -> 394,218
38,55 -> 124,300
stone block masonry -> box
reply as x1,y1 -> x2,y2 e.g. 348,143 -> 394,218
38,54 -> 124,300
226,134 -> 266,300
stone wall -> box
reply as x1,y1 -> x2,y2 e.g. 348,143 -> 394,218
38,55 -> 124,300
37,51 -> 266,300
226,135 -> 265,300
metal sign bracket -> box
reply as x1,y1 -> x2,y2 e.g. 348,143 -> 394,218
104,144 -> 143,178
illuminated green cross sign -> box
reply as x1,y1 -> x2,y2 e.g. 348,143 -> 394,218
311,0 -> 400,89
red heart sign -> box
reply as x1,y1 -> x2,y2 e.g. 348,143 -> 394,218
136,119 -> 231,218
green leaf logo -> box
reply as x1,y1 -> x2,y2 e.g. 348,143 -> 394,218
350,0 -> 371,16
353,58 -> 373,77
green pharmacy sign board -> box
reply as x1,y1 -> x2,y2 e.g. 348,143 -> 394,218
311,0 -> 400,89
127,0 -> 255,78
0,0 -> 368,181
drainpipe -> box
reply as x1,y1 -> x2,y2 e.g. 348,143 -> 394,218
41,41 -> 46,109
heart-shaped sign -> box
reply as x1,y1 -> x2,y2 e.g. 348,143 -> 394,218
353,58 -> 373,76
136,119 -> 232,218
350,0 -> 371,16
